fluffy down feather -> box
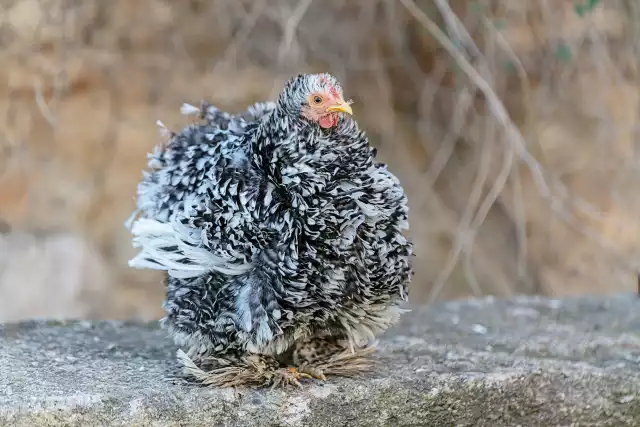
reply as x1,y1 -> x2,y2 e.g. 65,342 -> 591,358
126,73 -> 413,387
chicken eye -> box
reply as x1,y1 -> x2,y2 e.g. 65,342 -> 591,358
312,95 -> 323,105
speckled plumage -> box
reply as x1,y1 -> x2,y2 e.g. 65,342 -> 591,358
126,73 -> 413,387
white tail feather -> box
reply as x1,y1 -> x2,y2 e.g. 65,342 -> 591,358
128,217 -> 252,278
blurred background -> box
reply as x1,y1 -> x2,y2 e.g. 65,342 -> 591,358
0,0 -> 638,322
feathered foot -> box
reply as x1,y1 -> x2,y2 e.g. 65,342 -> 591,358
270,367 -> 313,390
176,349 -> 312,389
175,337 -> 378,389
293,337 -> 378,383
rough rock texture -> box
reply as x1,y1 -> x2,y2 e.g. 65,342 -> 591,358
1,294 -> 639,426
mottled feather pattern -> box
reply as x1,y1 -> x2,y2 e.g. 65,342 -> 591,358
127,73 -> 413,365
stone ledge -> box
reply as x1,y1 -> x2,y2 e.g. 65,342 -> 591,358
1,294 -> 640,426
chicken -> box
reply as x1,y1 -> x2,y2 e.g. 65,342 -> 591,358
126,73 -> 413,388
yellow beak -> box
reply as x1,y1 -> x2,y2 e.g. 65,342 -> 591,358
325,102 -> 353,115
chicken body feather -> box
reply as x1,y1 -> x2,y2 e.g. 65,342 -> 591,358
127,74 -> 413,386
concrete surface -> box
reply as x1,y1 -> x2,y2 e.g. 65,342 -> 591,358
1,294 -> 640,426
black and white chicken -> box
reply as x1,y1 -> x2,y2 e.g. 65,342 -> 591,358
126,73 -> 413,388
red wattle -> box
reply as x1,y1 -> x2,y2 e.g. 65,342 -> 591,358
319,114 -> 338,129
